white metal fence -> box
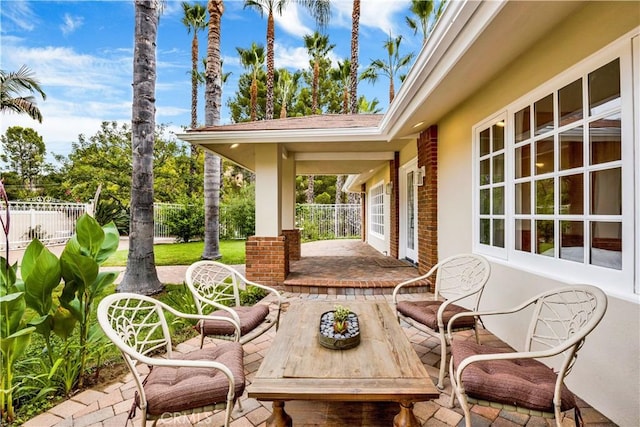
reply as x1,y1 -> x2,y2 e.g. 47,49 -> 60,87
1,201 -> 361,250
0,199 -> 90,251
296,204 -> 361,240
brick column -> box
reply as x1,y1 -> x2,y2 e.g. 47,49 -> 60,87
245,235 -> 288,286
417,125 -> 438,276
390,152 -> 400,258
282,229 -> 301,261
360,184 -> 367,242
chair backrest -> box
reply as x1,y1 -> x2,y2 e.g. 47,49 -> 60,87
185,261 -> 243,314
433,254 -> 491,308
524,285 -> 607,359
97,293 -> 175,369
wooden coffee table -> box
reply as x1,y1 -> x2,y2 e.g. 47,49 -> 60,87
247,300 -> 439,427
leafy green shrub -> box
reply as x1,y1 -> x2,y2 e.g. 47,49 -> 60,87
314,192 -> 331,204
164,199 -> 204,243
221,184 -> 255,239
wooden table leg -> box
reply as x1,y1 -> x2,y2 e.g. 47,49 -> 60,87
393,401 -> 420,427
265,401 -> 292,427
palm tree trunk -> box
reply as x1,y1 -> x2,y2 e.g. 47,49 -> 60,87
202,0 -> 224,260
306,175 -> 315,204
349,0 -> 361,114
336,175 -> 345,204
265,11 -> 275,120
389,79 -> 395,104
312,61 -> 319,114
189,29 -> 199,197
119,0 -> 162,295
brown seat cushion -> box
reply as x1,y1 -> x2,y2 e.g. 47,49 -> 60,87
451,340 -> 576,412
397,300 -> 476,331
195,304 -> 269,336
143,342 -> 245,415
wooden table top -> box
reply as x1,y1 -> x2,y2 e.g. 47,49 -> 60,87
247,300 -> 439,403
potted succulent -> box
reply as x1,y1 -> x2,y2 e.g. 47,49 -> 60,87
318,304 -> 360,350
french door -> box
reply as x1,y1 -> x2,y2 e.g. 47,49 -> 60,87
400,159 -> 419,263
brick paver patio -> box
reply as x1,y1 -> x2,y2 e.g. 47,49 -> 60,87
24,291 -> 616,427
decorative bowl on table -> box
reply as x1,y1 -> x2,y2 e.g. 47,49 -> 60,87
318,309 -> 360,350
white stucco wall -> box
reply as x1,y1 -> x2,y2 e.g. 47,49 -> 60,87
435,3 -> 640,425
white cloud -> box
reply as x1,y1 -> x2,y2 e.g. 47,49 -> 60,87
274,4 -> 312,38
274,42 -> 310,70
332,0 -> 411,35
0,0 -> 38,32
60,14 -> 84,35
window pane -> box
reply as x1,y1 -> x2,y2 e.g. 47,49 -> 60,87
590,168 -> 621,215
479,189 -> 490,215
479,219 -> 490,245
493,122 -> 505,151
493,219 -> 505,248
590,113 -> 621,165
591,222 -> 622,270
559,78 -> 582,126
515,106 -> 531,142
560,126 -> 583,170
515,219 -> 531,252
493,154 -> 504,183
480,128 -> 490,156
536,178 -> 554,214
493,186 -> 504,215
589,58 -> 620,115
535,137 -> 554,175
515,182 -> 531,214
536,220 -> 554,256
515,144 -> 531,178
560,173 -> 584,214
479,159 -> 490,185
535,94 -> 554,135
560,221 -> 584,263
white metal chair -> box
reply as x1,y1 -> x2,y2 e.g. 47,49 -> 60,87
185,260 -> 282,347
392,253 -> 491,389
448,285 -> 607,427
97,293 -> 245,427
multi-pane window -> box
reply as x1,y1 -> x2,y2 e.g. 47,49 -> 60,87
474,46 -> 633,293
370,183 -> 385,237
477,119 -> 506,252
513,58 -> 622,270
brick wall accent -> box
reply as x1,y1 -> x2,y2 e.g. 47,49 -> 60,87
417,125 -> 438,276
282,229 -> 301,261
390,152 -> 400,258
360,184 -> 367,242
245,235 -> 288,286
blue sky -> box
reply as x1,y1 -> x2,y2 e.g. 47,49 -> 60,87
1,0 -> 427,163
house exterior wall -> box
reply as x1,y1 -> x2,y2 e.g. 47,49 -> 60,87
435,3 -> 639,425
364,167 -> 391,255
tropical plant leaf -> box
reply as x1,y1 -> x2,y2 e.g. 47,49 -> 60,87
23,248 -> 62,316
95,221 -> 119,264
75,214 -> 105,258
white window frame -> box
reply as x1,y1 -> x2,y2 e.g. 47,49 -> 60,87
368,181 -> 385,239
473,33 -> 637,299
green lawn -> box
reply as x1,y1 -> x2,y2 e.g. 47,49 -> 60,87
102,240 -> 246,266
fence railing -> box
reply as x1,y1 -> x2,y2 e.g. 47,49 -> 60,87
296,204 -> 361,240
2,201 -> 362,251
0,199 -> 91,251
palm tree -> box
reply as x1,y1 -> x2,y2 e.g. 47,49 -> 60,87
236,42 -> 266,121
0,65 -> 47,122
275,68 -> 301,118
405,0 -> 446,44
119,0 -> 163,295
303,31 -> 335,115
202,0 -> 224,260
349,0 -> 360,114
181,2 -> 207,197
329,59 -> 351,114
360,33 -> 415,104
357,95 -> 382,113
243,0 -> 331,120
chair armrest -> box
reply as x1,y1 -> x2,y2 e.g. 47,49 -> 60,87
392,267 -> 437,303
243,278 -> 283,307
445,299 -> 537,339
436,290 -> 483,329
162,301 -> 241,340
